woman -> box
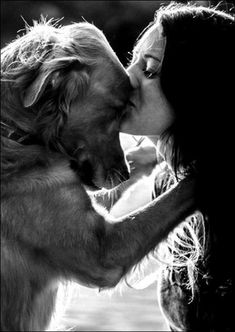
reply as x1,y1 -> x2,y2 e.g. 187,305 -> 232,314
121,3 -> 234,331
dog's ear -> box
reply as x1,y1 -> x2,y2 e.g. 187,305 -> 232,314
23,70 -> 52,108
23,57 -> 82,108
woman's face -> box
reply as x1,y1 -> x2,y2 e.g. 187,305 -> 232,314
121,23 -> 175,137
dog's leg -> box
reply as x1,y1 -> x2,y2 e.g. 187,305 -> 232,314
98,176 -> 196,287
2,177 -> 195,331
15,176 -> 195,289
93,177 -> 139,210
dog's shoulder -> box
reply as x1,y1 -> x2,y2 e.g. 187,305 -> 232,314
1,159 -> 80,195
1,159 -> 95,245
1,158 -> 93,217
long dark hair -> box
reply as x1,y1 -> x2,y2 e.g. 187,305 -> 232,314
150,3 -> 234,296
157,3 -> 234,213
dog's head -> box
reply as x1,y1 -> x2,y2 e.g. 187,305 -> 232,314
1,20 -> 131,189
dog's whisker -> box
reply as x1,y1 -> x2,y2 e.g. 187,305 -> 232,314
110,174 -> 118,208
112,168 -> 127,182
110,176 -> 115,208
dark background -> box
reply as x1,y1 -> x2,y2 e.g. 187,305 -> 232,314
1,0 -> 228,67
1,1 -> 234,330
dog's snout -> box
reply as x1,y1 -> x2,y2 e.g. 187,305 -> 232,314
120,164 -> 130,181
114,159 -> 130,182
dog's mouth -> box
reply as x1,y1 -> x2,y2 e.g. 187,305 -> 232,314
71,157 -> 129,191
70,159 -> 99,190
93,163 -> 129,191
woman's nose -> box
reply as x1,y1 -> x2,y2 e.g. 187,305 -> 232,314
127,63 -> 143,89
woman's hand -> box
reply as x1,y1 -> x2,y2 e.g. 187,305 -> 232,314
125,145 -> 158,179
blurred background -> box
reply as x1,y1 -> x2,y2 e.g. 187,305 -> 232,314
1,1 -> 232,331
1,0 -> 227,67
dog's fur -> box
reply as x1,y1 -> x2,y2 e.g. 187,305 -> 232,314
1,20 -> 196,331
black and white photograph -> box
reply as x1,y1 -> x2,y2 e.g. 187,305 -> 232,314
1,1 -> 234,331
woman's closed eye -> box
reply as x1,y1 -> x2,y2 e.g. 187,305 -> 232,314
144,57 -> 161,79
144,69 -> 158,79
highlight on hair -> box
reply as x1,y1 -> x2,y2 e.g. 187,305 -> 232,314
152,161 -> 206,300
150,2 -> 234,299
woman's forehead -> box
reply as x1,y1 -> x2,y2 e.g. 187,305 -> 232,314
134,23 -> 165,58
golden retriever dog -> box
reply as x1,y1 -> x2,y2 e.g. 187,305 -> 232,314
1,19 -> 196,331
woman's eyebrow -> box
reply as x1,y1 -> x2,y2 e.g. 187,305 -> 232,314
144,53 -> 161,62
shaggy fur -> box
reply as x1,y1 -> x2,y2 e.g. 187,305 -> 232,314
0,20 -> 196,331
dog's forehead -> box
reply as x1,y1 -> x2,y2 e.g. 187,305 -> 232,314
91,51 -> 128,83
91,63 -> 130,106
92,69 -> 127,90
